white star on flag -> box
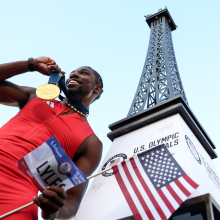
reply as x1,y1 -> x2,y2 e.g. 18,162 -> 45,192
112,144 -> 199,220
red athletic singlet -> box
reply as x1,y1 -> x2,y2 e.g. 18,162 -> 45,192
0,97 -> 94,219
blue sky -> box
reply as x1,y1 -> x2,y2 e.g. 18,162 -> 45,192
0,0 -> 220,219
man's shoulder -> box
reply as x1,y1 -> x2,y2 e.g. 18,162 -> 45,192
74,134 -> 102,161
87,133 -> 102,146
82,134 -> 102,151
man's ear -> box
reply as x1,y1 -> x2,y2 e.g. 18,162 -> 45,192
93,85 -> 102,95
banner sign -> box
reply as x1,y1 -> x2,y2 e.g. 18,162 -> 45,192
17,136 -> 87,191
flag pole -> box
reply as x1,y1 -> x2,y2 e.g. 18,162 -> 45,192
0,201 -> 34,219
87,167 -> 112,179
0,167 -> 113,219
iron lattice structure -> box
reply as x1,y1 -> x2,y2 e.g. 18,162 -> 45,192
128,8 -> 188,117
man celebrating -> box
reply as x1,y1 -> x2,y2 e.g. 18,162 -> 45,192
0,57 -> 103,220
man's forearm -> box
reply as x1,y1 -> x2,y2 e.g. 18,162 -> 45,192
55,201 -> 78,220
0,60 -> 29,81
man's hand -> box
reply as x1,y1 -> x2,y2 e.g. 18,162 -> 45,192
33,57 -> 65,76
0,56 -> 66,108
33,186 -> 67,220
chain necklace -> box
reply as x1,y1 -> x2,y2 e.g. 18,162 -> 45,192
63,98 -> 88,117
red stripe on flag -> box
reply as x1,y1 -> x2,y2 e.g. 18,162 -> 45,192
174,179 -> 190,197
166,184 -> 182,205
17,157 -> 44,191
182,174 -> 199,189
130,157 -> 167,220
122,161 -> 155,220
157,189 -> 175,214
112,165 -> 143,220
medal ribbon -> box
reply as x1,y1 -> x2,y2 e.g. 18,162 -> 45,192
48,72 -> 89,114
48,72 -> 63,85
58,76 -> 89,113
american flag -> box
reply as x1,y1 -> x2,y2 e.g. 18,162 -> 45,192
112,144 -> 199,220
110,158 -> 121,167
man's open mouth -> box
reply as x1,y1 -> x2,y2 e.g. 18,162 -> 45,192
67,79 -> 81,86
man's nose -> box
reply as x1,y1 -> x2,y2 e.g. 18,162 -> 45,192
70,72 -> 80,78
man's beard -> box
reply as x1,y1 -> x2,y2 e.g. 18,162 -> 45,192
67,86 -> 90,99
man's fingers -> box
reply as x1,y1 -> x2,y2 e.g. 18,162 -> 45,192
46,186 -> 67,200
34,196 -> 59,214
34,57 -> 64,76
41,191 -> 65,207
51,68 -> 61,73
47,58 -> 56,65
34,194 -> 60,220
33,190 -> 64,212
47,64 -> 59,69
41,193 -> 63,209
34,196 -> 58,212
48,64 -> 61,73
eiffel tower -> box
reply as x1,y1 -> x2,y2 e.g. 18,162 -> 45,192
128,8 -> 188,117
73,7 -> 220,220
107,8 -> 220,220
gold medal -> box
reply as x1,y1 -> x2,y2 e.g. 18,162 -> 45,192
36,84 -> 60,101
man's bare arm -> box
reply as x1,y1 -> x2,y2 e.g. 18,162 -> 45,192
59,134 -> 103,218
34,134 -> 103,219
0,57 -> 64,107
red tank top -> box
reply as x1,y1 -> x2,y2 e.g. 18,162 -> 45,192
0,97 -> 94,219
0,97 -> 94,161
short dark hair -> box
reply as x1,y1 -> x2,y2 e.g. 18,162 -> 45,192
87,67 -> 103,102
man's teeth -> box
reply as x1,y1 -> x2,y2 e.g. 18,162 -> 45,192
70,80 -> 79,84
